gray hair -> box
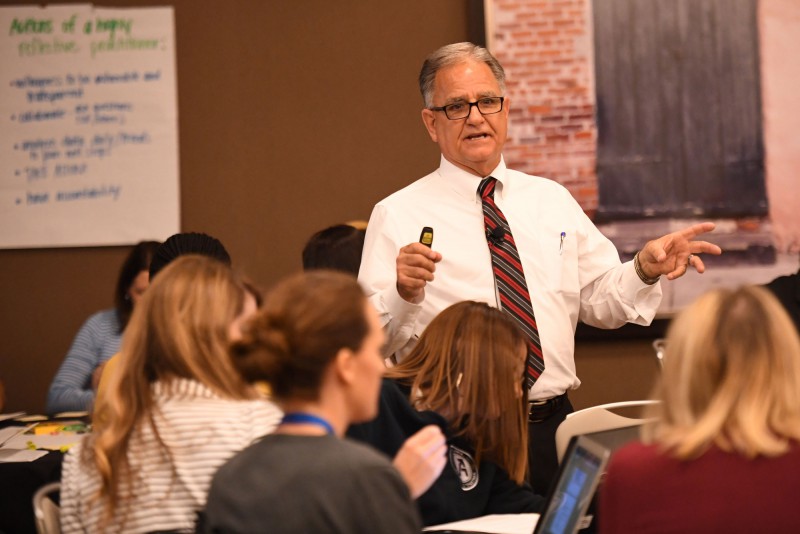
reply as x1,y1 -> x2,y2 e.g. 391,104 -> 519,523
418,42 -> 506,108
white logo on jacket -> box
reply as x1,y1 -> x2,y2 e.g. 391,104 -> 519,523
449,446 -> 478,491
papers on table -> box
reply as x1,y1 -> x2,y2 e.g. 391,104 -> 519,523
14,414 -> 49,423
424,513 -> 539,534
0,448 -> 48,463
0,420 -> 89,460
53,411 -> 89,419
0,425 -> 30,447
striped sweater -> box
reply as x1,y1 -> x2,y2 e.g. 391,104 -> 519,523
60,378 -> 282,533
46,309 -> 122,414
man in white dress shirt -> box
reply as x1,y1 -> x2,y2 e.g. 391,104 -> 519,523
358,42 -> 721,494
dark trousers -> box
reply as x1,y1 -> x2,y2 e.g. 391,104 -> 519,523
527,395 -> 573,497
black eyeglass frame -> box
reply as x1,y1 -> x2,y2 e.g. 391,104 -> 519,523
429,96 -> 505,120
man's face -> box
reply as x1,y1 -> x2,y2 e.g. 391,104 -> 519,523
421,59 -> 509,177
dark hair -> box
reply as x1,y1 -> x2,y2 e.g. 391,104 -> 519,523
149,232 -> 231,280
114,240 -> 161,332
301,224 -> 366,276
231,271 -> 368,401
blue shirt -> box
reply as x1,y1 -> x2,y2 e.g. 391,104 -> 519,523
46,309 -> 122,414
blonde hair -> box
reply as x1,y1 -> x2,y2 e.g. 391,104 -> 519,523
644,285 -> 800,459
387,301 -> 529,484
83,255 -> 256,524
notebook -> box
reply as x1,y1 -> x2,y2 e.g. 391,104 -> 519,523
532,435 -> 610,534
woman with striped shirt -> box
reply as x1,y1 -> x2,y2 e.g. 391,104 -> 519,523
46,240 -> 160,415
60,255 -> 282,533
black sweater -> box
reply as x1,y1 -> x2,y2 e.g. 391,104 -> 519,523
347,379 -> 544,526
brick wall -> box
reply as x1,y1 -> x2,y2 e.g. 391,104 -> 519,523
488,0 -> 799,255
489,0 -> 598,216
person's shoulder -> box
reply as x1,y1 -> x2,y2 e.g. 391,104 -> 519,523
339,436 -> 399,468
381,377 -> 446,426
77,309 -> 120,336
382,377 -> 411,400
376,169 -> 441,207
84,308 -> 119,327
765,271 -> 800,293
506,168 -> 573,196
610,440 -> 662,465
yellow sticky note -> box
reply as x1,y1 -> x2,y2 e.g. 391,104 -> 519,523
33,423 -> 62,435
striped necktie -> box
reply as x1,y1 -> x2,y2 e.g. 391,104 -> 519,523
478,176 -> 544,390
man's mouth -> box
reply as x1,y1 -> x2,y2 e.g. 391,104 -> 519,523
465,133 -> 490,141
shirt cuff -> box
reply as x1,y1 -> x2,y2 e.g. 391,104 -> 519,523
382,285 -> 423,324
621,260 -> 662,322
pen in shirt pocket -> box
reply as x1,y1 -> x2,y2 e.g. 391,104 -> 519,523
559,231 -> 566,255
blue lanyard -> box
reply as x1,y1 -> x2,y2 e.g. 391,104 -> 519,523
281,412 -> 335,435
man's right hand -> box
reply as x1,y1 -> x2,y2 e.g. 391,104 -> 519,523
396,242 -> 442,304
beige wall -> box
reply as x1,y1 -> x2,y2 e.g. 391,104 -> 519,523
0,0 -> 472,413
0,0 -> 666,415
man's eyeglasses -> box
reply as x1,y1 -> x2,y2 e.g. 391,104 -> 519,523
430,96 -> 505,120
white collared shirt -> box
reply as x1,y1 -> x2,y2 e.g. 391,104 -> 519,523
358,156 -> 661,399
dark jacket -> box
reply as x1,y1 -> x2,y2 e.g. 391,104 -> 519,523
765,271 -> 800,334
347,379 -> 544,526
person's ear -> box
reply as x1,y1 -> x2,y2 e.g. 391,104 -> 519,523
333,347 -> 357,386
421,108 -> 438,143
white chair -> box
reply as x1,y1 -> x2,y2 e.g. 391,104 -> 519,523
555,400 -> 659,463
32,481 -> 61,534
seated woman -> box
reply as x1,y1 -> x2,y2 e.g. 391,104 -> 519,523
347,300 -> 545,526
60,256 -> 282,533
599,286 -> 800,533
46,240 -> 160,414
200,271 -> 424,533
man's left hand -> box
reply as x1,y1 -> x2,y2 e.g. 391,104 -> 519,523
639,222 -> 722,281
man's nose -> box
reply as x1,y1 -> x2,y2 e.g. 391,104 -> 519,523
465,102 -> 485,123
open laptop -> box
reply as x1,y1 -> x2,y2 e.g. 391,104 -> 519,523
424,435 -> 610,534
532,435 -> 610,534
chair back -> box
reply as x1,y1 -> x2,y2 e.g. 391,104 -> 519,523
555,400 -> 659,463
32,481 -> 61,534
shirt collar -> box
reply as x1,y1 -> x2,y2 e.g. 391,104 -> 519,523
436,155 -> 508,203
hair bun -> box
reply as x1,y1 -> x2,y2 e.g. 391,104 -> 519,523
231,317 -> 290,383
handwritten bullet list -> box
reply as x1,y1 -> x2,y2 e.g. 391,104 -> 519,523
2,5 -> 179,248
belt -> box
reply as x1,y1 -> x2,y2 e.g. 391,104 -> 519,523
528,393 -> 568,423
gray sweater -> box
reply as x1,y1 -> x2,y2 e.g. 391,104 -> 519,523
200,433 -> 421,533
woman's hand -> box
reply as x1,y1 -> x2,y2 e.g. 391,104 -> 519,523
393,425 -> 448,498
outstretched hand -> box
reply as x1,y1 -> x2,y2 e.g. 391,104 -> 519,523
392,424 -> 448,499
638,222 -> 722,281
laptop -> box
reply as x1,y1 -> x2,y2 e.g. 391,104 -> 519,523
532,435 -> 610,534
424,435 -> 610,534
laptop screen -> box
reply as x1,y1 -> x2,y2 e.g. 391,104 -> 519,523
533,435 -> 610,534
